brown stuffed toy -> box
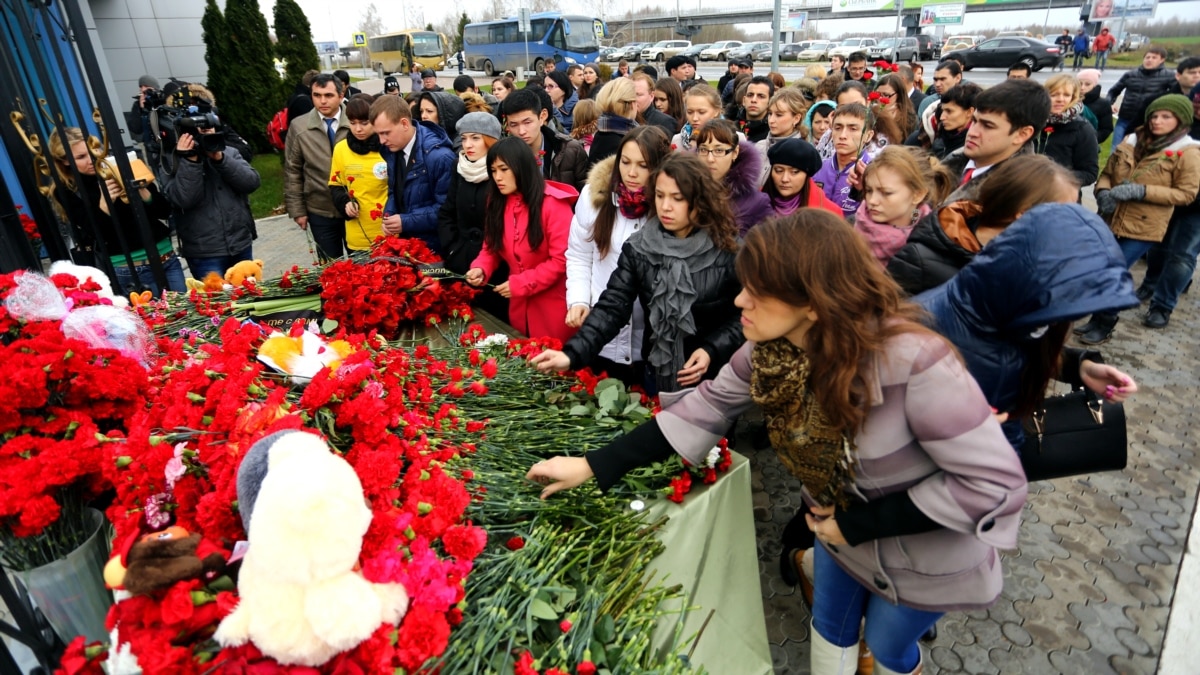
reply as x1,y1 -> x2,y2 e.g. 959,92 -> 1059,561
105,527 -> 227,596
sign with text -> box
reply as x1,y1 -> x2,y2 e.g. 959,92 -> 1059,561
919,3 -> 965,26
785,11 -> 809,31
314,41 -> 339,55
833,0 -> 1027,12
1089,0 -> 1158,22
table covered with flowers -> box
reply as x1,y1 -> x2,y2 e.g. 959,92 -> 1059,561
0,239 -> 770,675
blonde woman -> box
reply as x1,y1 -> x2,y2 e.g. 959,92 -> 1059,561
756,88 -> 810,186
588,77 -> 639,167
1032,73 -> 1100,188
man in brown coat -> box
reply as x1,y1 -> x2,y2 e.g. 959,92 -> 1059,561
284,73 -> 349,260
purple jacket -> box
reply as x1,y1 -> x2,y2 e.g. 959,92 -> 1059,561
654,334 -> 1027,612
726,139 -> 773,234
813,154 -> 865,220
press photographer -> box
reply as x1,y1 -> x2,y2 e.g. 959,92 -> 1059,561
157,84 -> 261,280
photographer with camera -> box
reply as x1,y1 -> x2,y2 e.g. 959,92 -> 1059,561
158,84 -> 261,281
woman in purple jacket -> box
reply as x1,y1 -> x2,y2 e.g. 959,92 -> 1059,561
694,119 -> 772,234
528,210 -> 1027,675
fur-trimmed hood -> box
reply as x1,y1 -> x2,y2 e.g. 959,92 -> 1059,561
726,138 -> 765,200
585,155 -> 618,211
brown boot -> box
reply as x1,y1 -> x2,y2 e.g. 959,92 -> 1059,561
857,639 -> 874,675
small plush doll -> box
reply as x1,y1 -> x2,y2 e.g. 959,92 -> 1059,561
104,526 -> 227,595
224,259 -> 264,287
213,431 -> 409,666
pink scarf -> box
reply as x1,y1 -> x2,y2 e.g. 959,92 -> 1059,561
852,202 -> 931,266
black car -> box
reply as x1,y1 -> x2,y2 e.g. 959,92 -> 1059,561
914,34 -> 938,60
779,43 -> 804,61
944,36 -> 1062,72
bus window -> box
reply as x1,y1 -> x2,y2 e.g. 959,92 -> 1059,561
549,23 -> 566,50
412,32 -> 442,57
531,18 -> 554,39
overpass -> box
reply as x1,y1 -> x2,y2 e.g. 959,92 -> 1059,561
607,0 -> 1184,33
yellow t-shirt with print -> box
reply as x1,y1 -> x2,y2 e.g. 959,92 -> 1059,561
328,140 -> 389,251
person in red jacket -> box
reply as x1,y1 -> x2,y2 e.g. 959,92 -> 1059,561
1093,28 -> 1116,72
466,138 -> 579,342
764,138 -> 844,217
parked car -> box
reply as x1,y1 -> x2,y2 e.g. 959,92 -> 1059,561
798,40 -> 832,60
680,43 -> 711,58
700,40 -> 743,61
914,34 -> 938,60
944,36 -> 1062,72
869,37 -> 919,63
620,42 -> 649,61
600,46 -> 621,62
779,43 -> 805,61
1120,34 -> 1149,52
729,41 -> 769,61
941,34 -> 983,54
642,40 -> 691,62
828,37 -> 877,59
751,43 -> 776,61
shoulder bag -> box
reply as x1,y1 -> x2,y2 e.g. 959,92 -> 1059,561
1020,389 -> 1127,482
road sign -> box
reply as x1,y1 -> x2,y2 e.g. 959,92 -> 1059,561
353,32 -> 367,47
518,8 -> 531,34
314,41 -> 339,55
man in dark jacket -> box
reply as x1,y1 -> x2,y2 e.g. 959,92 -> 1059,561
1164,57 -> 1200,97
1053,30 -> 1072,71
735,76 -> 775,143
368,94 -> 457,254
632,72 -> 680,138
499,89 -> 589,192
1108,46 -> 1174,146
284,73 -> 349,260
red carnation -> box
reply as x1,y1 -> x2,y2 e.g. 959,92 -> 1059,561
1164,150 -> 1175,157
1044,126 -> 1054,134
515,651 -> 538,675
868,91 -> 881,102
506,536 -> 525,550
443,524 -> 487,560
879,97 -> 892,106
481,358 -> 499,378
863,71 -> 873,79
577,661 -> 598,675
559,619 -> 573,632
468,380 -> 489,396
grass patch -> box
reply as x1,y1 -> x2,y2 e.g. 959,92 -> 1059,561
1098,134 -> 1114,175
249,153 -> 286,220
1105,36 -> 1198,67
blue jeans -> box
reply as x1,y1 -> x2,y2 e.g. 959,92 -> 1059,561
307,213 -> 346,261
113,251 -> 187,296
185,248 -> 253,282
1095,50 -> 1109,70
1117,236 -> 1156,268
1142,209 -> 1200,313
811,543 -> 943,673
1111,118 -> 1133,148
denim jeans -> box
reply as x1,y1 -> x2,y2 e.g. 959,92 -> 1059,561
1117,236 -> 1156,268
113,252 -> 187,296
307,213 -> 346,262
1072,52 -> 1087,70
185,248 -> 253,282
1111,118 -> 1133,148
1142,210 -> 1200,313
1095,50 -> 1109,70
810,543 -> 943,673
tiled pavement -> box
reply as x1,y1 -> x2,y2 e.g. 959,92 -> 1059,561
245,206 -> 1199,675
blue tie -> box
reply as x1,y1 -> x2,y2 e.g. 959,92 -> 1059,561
325,118 -> 336,146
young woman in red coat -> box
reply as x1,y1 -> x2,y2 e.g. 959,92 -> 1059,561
466,138 -> 579,342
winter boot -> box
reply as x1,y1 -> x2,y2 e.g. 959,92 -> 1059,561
1078,312 -> 1118,345
1072,315 -> 1098,335
810,624 -> 860,675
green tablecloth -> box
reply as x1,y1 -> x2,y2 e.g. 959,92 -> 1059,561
646,452 -> 773,674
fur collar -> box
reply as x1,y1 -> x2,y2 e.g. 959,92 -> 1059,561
586,155 -> 618,211
726,138 -> 765,200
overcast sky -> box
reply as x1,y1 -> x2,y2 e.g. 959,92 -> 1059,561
267,0 -> 1199,44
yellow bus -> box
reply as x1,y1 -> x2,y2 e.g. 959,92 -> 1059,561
368,30 -> 448,75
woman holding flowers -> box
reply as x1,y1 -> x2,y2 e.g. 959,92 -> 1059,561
1077,94 -> 1200,344
565,126 -> 672,385
329,94 -> 387,252
528,210 -> 1028,675
532,153 -> 743,394
873,74 -> 917,142
1033,74 -> 1100,189
466,138 -> 579,342
694,119 -> 772,234
852,146 -> 955,266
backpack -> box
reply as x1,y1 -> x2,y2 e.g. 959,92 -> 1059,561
266,108 -> 289,151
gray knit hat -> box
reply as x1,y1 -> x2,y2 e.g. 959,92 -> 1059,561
138,74 -> 159,89
456,111 -> 502,140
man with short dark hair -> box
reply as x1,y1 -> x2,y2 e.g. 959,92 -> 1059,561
1166,57 -> 1200,96
717,59 -> 741,96
721,60 -> 754,104
1108,46 -> 1174,146
454,73 -> 500,109
828,54 -> 847,79
917,60 -> 963,119
1053,30 -> 1072,72
566,64 -> 584,90
737,75 -> 775,143
1072,29 -> 1090,71
285,73 -> 349,260
665,54 -> 697,82
1006,63 -> 1031,80
333,69 -> 362,97
368,95 -> 456,254
846,52 -> 873,89
543,58 -> 557,74
499,89 -> 589,191
421,68 -> 444,92
941,78 -> 1051,203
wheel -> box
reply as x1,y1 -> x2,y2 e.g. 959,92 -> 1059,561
909,51 -> 918,64
533,58 -> 544,75
483,59 -> 495,77
655,52 -> 665,62
1019,56 -> 1036,70
718,52 -> 727,60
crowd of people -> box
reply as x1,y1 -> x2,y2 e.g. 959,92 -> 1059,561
45,44 -> 1200,675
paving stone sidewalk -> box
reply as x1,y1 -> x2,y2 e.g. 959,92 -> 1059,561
245,209 -> 1199,675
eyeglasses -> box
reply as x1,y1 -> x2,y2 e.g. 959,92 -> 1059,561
697,147 -> 734,157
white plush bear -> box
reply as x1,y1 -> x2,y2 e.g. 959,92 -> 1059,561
48,260 -> 129,308
214,431 -> 409,666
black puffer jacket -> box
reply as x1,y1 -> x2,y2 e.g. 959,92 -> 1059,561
887,201 -> 984,296
1034,114 -> 1099,187
1083,85 -> 1114,144
561,221 -> 745,392
1108,65 -> 1175,123
158,144 -> 260,259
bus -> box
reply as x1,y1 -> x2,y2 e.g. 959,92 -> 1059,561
368,30 -> 449,75
463,13 -> 606,77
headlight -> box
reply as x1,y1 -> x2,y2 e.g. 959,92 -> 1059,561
438,61 -> 445,67
565,57 -> 577,64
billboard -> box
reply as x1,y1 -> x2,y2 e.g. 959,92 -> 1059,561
1089,0 -> 1158,22
785,10 -> 809,31
314,41 -> 339,55
833,0 -> 1027,13
920,3 -> 966,25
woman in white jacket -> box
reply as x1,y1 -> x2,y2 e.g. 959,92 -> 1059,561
565,125 -> 673,385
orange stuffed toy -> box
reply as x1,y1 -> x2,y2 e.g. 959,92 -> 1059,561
224,259 -> 264,287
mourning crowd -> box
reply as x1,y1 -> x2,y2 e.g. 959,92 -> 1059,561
48,48 -> 1200,675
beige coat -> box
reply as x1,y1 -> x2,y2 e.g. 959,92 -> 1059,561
1097,134 -> 1200,242
284,107 -> 350,220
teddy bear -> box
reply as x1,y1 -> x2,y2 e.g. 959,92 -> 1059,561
103,526 -> 227,595
213,431 -> 409,666
224,259 -> 264,287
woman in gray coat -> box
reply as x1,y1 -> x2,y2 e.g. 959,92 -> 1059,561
528,211 -> 1027,675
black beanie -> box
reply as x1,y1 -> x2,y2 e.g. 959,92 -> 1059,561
767,138 -> 823,176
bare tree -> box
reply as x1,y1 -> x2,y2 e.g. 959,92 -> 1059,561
481,0 -> 510,22
529,0 -> 559,12
358,3 -> 386,37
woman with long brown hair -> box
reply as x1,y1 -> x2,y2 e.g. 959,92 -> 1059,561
528,210 -> 1029,675
873,73 -> 917,141
533,153 -> 743,393
653,77 -> 686,134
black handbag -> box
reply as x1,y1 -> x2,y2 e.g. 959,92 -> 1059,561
1020,389 -> 1127,481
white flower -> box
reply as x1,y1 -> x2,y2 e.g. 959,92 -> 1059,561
164,443 -> 188,489
703,446 -> 721,469
106,626 -> 141,674
476,334 -> 510,350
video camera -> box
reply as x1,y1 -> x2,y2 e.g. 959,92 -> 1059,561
145,84 -> 226,156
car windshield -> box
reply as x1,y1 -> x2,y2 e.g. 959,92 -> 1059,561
877,39 -> 896,47
412,33 -> 443,57
841,39 -> 862,46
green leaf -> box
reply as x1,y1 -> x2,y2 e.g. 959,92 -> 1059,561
597,385 -> 620,412
568,404 -> 591,416
529,597 -> 558,620
595,614 -> 615,643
